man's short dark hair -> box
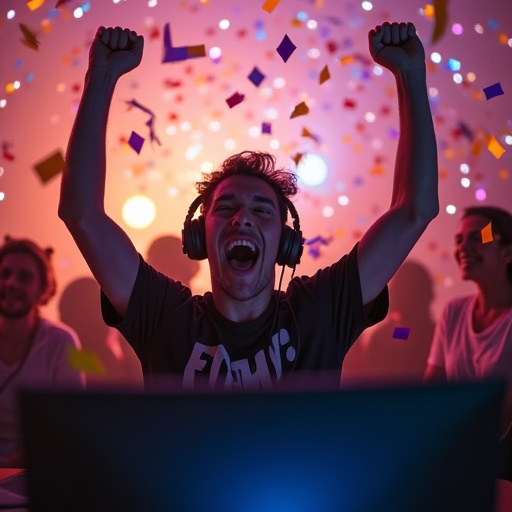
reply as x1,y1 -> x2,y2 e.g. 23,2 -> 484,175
462,205 -> 512,283
195,151 -> 299,224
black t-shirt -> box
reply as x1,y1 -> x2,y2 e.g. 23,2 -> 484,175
102,243 -> 388,390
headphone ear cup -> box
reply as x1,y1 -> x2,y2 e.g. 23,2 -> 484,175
182,215 -> 207,260
277,226 -> 303,268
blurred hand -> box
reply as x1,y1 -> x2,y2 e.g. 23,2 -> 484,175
368,22 -> 425,74
89,26 -> 144,79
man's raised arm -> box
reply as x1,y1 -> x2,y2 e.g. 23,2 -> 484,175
59,27 -> 144,317
357,22 -> 439,306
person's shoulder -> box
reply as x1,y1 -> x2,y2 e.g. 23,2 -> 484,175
38,317 -> 81,347
443,295 -> 474,313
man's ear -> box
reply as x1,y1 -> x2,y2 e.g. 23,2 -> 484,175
501,242 -> 512,265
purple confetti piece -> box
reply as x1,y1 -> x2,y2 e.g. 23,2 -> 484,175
162,23 -> 205,63
276,34 -> 296,63
262,122 -> 272,134
483,82 -> 504,100
392,326 -> 411,340
128,131 -> 145,154
248,66 -> 265,87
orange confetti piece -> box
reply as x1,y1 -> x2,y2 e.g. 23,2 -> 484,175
339,55 -> 355,65
27,0 -> 45,10
261,0 -> 281,13
67,347 -> 105,374
19,23 -> 40,50
292,152 -> 305,166
33,149 -> 66,183
370,165 -> 386,175
471,138 -> 483,157
481,222 -> 493,244
487,136 -> 506,159
187,45 -> 206,57
432,0 -> 449,44
301,127 -> 319,142
319,65 -> 330,84
290,101 -> 309,119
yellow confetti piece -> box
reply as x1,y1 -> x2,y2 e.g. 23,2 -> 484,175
481,222 -> 493,244
33,149 -> 66,183
319,65 -> 330,84
290,101 -> 309,119
261,0 -> 281,13
67,347 -> 106,374
27,0 -> 45,10
487,136 -> 506,159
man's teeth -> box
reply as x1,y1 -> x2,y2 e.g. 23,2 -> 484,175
226,240 -> 256,252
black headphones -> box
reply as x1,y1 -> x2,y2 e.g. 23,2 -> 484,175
182,194 -> 303,268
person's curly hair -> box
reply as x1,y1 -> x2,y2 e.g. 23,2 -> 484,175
195,151 -> 298,224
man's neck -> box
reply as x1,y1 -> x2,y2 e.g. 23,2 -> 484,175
0,312 -> 39,361
212,290 -> 274,323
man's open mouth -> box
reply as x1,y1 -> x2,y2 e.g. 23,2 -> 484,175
225,240 -> 259,270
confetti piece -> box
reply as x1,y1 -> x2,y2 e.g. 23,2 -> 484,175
226,92 -> 245,108
432,0 -> 449,43
67,347 -> 105,374
128,131 -> 145,154
339,55 -> 355,65
125,99 -> 161,145
2,142 -> 14,161
27,0 -> 45,10
319,65 -> 330,84
392,326 -> 411,340
187,45 -> 206,57
481,222 -> 493,243
276,34 -> 296,63
292,152 -> 305,166
483,82 -> 504,100
55,0 -> 71,6
162,23 -> 206,63
33,150 -> 65,184
19,23 -> 40,51
262,122 -> 272,134
290,101 -> 309,119
487,136 -> 506,159
261,0 -> 281,13
248,66 -> 266,87
343,99 -> 356,109
301,127 -> 320,142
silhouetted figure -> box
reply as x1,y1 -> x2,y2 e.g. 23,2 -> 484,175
59,277 -> 142,388
146,235 -> 200,287
343,260 -> 435,385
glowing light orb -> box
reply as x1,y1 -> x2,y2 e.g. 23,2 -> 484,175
297,154 -> 328,187
122,195 -> 156,229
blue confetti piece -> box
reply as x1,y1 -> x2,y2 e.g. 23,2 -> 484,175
483,82 -> 504,100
